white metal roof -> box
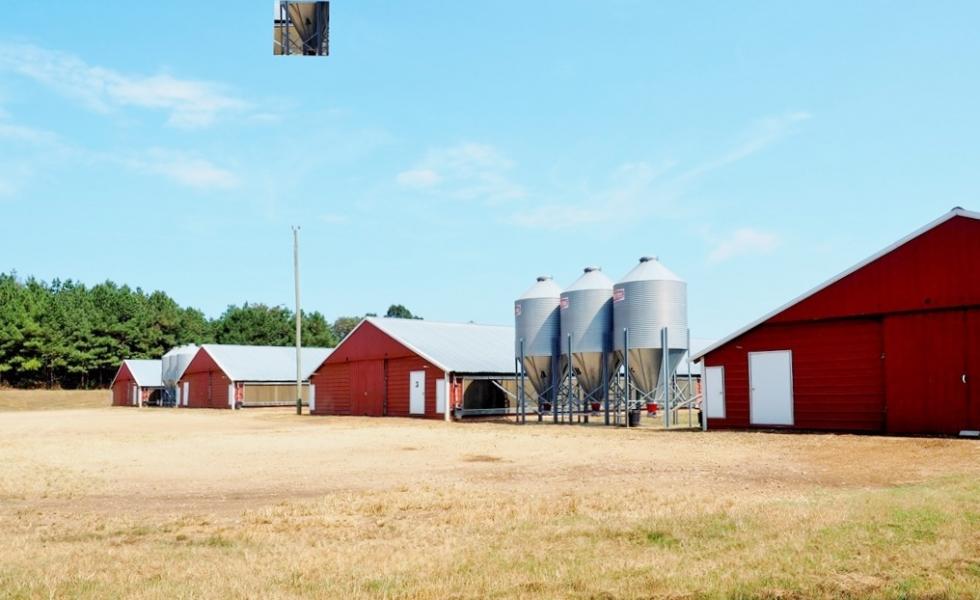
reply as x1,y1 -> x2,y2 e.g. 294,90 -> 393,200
112,359 -> 163,388
200,344 -> 333,382
360,317 -> 516,375
692,208 -> 980,362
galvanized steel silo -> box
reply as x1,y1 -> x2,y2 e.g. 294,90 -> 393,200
162,344 -> 198,405
613,257 -> 688,394
560,267 -> 618,397
515,276 -> 562,399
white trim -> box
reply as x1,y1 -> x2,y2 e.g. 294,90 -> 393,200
693,208 -> 980,361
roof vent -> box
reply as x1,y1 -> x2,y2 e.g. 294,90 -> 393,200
583,266 -> 601,273
536,276 -> 552,282
639,256 -> 658,263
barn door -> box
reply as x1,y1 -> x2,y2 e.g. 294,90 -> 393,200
351,361 -> 385,417
966,310 -> 980,433
409,370 -> 426,415
748,351 -> 794,426
884,311 -> 968,435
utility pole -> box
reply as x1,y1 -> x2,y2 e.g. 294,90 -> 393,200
293,226 -> 302,415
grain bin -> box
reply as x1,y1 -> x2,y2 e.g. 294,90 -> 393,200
560,267 -> 619,398
515,276 -> 562,401
613,257 -> 687,395
162,344 -> 198,406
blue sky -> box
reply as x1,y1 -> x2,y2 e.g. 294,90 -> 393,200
1,1 -> 978,339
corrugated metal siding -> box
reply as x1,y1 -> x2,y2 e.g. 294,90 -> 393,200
326,321 -> 415,363
311,362 -> 351,415
351,360 -> 385,416
884,310 -> 969,435
772,216 -> 980,323
967,309 -> 980,431
385,356 -> 444,418
706,319 -> 884,432
181,350 -> 231,409
312,321 -> 447,419
112,381 -> 131,406
112,363 -> 134,406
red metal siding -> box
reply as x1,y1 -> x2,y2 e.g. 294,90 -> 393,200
311,362 -> 351,415
771,216 -> 980,323
967,309 -> 980,431
111,363 -> 134,406
705,319 -> 884,432
311,321 -> 447,419
351,360 -> 385,416
180,349 -> 231,409
884,310 -> 969,435
324,321 -> 417,364
385,356 -> 444,418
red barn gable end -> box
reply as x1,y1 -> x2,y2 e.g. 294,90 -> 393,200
311,320 -> 446,418
694,209 -> 980,436
309,317 -> 516,420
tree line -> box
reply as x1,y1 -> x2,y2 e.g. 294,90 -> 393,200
0,272 -> 420,389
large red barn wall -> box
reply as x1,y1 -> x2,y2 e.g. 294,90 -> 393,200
111,363 -> 134,406
311,321 -> 447,419
705,319 -> 884,431
772,216 -> 980,323
179,350 -> 231,409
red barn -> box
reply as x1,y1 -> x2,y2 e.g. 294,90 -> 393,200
110,359 -> 163,407
693,208 -> 980,436
309,317 -> 515,419
178,345 -> 333,409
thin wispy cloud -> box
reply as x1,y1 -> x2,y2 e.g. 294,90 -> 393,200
508,111 -> 812,231
678,111 -> 812,182
395,142 -> 525,204
126,150 -> 240,190
320,213 -> 349,224
0,43 -> 248,128
708,227 -> 780,263
0,111 -> 239,191
508,161 -> 677,230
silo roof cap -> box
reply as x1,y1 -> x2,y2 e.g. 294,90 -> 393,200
617,256 -> 684,284
518,276 -> 562,300
564,266 -> 615,292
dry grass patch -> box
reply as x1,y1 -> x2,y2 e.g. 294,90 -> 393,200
0,388 -> 108,411
0,406 -> 978,598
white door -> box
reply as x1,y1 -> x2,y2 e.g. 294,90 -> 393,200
749,351 -> 794,426
309,383 -> 316,412
228,384 -> 236,409
435,379 -> 446,414
704,366 -> 726,419
181,382 -> 189,407
131,384 -> 138,406
409,371 -> 426,415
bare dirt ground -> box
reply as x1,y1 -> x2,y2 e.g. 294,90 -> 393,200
1,405 -> 978,599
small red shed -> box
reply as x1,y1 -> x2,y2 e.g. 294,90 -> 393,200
110,359 -> 163,407
693,208 -> 980,436
177,344 -> 333,409
309,317 -> 515,419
